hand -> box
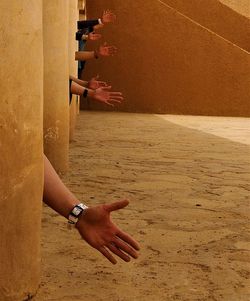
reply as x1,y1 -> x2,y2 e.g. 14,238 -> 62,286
76,200 -> 140,264
93,23 -> 104,31
98,42 -> 117,57
101,9 -> 116,24
88,75 -> 108,90
88,32 -> 102,41
93,86 -> 123,106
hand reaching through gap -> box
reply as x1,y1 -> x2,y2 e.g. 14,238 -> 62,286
88,75 -> 108,90
101,9 -> 116,24
88,32 -> 102,41
76,200 -> 140,264
92,86 -> 123,107
98,42 -> 117,57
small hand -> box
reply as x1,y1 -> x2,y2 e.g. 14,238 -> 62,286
98,42 -> 117,57
101,9 -> 116,24
93,23 -> 104,31
93,86 -> 123,106
76,200 -> 140,264
88,75 -> 108,90
88,32 -> 102,41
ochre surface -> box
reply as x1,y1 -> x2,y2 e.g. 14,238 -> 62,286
69,0 -> 79,141
34,112 -> 250,300
219,0 -> 250,18
43,0 -> 69,173
159,0 -> 250,51
83,0 -> 250,116
0,1 -> 43,300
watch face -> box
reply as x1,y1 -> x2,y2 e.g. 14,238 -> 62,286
73,207 -> 82,216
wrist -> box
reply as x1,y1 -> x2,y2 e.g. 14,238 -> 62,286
82,34 -> 88,41
87,89 -> 95,98
67,203 -> 88,228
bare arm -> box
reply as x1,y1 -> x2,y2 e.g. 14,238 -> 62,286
69,75 -> 88,88
75,43 -> 118,61
75,51 -> 95,61
43,154 -> 78,218
43,154 -> 140,264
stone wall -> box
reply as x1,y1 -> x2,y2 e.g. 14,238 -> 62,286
83,0 -> 250,117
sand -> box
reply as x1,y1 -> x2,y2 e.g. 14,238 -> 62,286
34,112 -> 250,301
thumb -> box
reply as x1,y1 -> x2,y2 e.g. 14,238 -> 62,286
104,200 -> 129,212
101,85 -> 112,91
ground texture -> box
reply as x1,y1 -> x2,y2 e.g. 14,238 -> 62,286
34,112 -> 250,301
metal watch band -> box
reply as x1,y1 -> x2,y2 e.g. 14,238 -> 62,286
68,203 -> 88,226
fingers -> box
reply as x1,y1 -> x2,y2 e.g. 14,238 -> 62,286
109,98 -> 121,103
106,102 -> 115,107
117,230 -> 140,251
98,81 -> 108,87
98,246 -> 117,265
113,237 -> 139,259
104,200 -> 129,212
109,92 -> 123,96
107,243 -> 131,262
101,86 -> 112,91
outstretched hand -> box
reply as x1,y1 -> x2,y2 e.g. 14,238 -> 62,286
101,9 -> 116,24
98,42 -> 117,57
88,32 -> 102,41
76,200 -> 140,264
88,75 -> 108,90
93,86 -> 123,106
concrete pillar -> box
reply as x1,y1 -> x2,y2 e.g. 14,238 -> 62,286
43,0 -> 69,172
69,0 -> 79,141
0,1 -> 43,300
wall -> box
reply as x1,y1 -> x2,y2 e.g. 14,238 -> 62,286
160,0 -> 250,51
0,1 -> 43,300
219,0 -> 250,18
83,0 -> 250,117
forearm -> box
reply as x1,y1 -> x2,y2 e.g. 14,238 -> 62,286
77,19 -> 100,30
69,75 -> 88,87
75,51 -> 96,61
43,154 -> 80,219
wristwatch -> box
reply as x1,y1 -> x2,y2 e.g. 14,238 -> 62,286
68,203 -> 88,228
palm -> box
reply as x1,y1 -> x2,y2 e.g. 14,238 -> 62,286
77,206 -> 117,248
93,86 -> 123,106
102,10 -> 116,23
99,43 -> 117,57
89,80 -> 99,90
76,200 -> 140,264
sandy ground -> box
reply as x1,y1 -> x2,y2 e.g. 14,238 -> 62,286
34,112 -> 250,301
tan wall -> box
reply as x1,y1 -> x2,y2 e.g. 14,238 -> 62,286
219,0 -> 250,18
43,0 -> 69,173
0,1 -> 43,300
84,0 -> 250,117
158,0 -> 250,51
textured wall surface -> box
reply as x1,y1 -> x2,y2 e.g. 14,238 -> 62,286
0,1 -> 43,300
161,0 -> 250,51
219,0 -> 250,18
43,0 -> 69,172
84,0 -> 250,116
